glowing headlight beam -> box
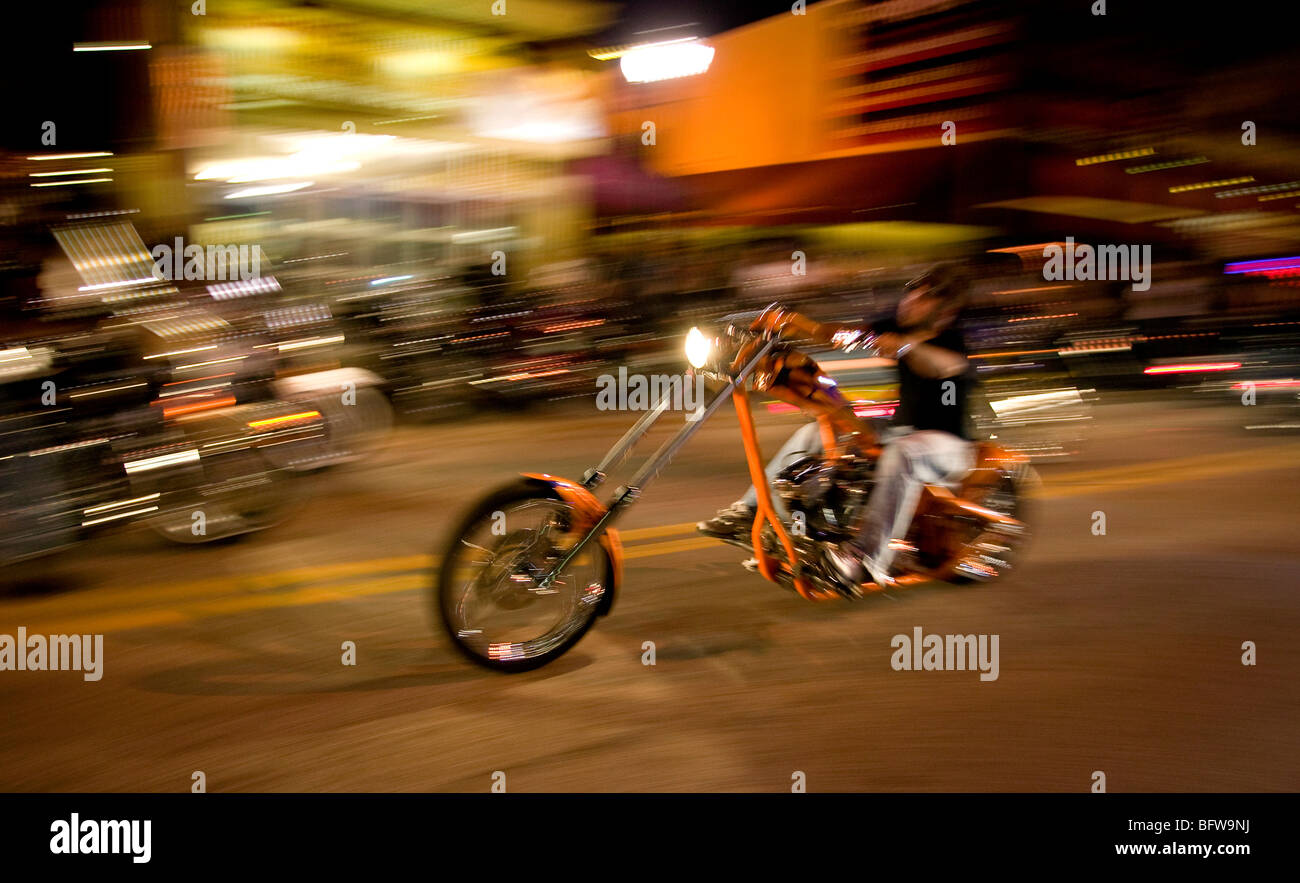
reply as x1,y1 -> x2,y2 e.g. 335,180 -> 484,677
685,327 -> 712,369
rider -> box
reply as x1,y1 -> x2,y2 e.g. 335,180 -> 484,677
696,265 -> 975,591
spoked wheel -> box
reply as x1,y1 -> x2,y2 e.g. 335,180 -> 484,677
435,480 -> 612,672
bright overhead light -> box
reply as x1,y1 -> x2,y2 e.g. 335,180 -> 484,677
590,37 -> 698,61
620,39 -> 715,83
196,157 -> 358,183
225,182 -> 313,199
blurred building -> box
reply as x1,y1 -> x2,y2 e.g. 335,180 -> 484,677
7,0 -> 620,282
595,0 -> 1300,268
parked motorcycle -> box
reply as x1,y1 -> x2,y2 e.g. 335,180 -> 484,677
434,304 -> 1038,671
0,327 -> 325,564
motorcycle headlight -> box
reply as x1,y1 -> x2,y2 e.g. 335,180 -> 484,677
685,326 -> 712,370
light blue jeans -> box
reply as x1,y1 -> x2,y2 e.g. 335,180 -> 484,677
739,422 -> 973,574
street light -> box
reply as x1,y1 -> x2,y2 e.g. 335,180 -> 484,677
616,38 -> 715,84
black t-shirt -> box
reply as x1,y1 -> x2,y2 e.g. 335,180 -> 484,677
871,317 -> 972,439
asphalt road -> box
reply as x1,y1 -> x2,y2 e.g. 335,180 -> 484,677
1,394 -> 1297,792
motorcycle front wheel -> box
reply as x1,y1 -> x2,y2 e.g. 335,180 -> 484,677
434,480 -> 612,672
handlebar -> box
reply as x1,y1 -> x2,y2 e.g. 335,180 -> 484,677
736,302 -> 880,353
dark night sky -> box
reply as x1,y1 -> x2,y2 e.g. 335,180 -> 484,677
5,0 -> 1295,154
597,0 -> 802,43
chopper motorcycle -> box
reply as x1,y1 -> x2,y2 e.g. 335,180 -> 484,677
434,304 -> 1038,671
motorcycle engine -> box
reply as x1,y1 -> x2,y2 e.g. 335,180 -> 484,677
771,455 -> 874,541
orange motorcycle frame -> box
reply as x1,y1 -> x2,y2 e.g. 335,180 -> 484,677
526,332 -> 1025,604
730,340 -> 1026,597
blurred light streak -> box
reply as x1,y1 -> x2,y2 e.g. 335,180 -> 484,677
30,168 -> 114,177
1143,363 -> 1242,374
27,152 -> 112,161
275,335 -> 345,352
123,449 -> 202,474
1233,379 -> 1299,389
1075,148 -> 1155,166
247,411 -> 322,430
73,41 -> 151,51
31,178 -> 113,188
1216,181 -> 1300,198
160,396 -> 237,418
226,182 -> 313,199
1169,176 -> 1254,193
1125,157 -> 1208,174
1225,256 -> 1300,274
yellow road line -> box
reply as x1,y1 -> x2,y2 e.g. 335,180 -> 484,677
619,522 -> 702,541
0,554 -> 434,623
623,536 -> 718,560
1036,442 -> 1299,487
27,573 -> 429,636
1033,445 -> 1299,500
4,442 -> 1296,634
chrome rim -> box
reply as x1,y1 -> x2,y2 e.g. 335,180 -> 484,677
444,498 -> 605,663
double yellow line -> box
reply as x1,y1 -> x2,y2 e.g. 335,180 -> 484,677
5,441 -> 1296,634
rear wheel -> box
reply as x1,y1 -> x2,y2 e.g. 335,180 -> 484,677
435,480 -> 611,672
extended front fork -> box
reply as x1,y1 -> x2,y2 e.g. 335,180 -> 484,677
731,387 -> 844,601
539,338 -> 854,602
538,340 -> 776,589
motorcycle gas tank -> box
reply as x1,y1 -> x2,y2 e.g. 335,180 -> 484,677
761,349 -> 869,428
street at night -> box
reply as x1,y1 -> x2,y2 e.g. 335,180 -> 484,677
2,0 -> 1296,867
3,394 -> 1295,792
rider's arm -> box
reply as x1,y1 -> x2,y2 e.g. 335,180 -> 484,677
756,308 -> 968,378
891,336 -> 969,379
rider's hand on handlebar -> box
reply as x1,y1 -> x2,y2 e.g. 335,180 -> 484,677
750,307 -> 879,354
872,332 -> 908,359
750,307 -> 831,344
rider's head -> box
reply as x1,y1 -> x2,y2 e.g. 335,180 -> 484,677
896,265 -> 969,332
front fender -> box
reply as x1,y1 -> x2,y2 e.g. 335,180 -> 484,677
521,473 -> 622,617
